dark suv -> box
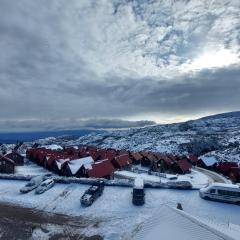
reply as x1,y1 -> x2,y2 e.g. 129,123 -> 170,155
132,178 -> 145,206
80,181 -> 104,207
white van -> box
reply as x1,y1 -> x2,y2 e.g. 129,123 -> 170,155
199,183 -> 240,204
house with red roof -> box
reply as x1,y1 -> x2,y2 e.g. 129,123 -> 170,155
5,151 -> 24,166
130,152 -> 143,164
151,154 -> 174,172
111,154 -> 132,169
87,149 -> 100,161
173,159 -> 192,174
87,159 -> 115,179
0,155 -> 15,174
51,158 -> 70,175
216,161 -> 238,175
188,154 -> 199,166
140,152 -> 158,166
62,156 -> 94,177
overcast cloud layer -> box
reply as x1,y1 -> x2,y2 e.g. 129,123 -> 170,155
0,0 -> 239,131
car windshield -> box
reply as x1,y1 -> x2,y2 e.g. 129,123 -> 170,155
26,182 -> 35,187
88,186 -> 98,192
41,181 -> 50,187
133,189 -> 144,195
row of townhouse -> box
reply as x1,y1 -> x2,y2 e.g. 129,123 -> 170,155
26,146 -> 132,179
26,146 -> 197,178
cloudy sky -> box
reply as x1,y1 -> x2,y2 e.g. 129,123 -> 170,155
0,0 -> 239,131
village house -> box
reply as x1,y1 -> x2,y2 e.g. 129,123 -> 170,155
130,152 -> 143,165
5,151 -> 24,166
62,156 -> 94,177
172,159 -> 192,174
111,154 -> 132,169
198,156 -> 217,170
188,154 -> 199,166
45,153 -> 67,169
0,155 -> 15,174
64,147 -> 79,156
87,159 -> 115,179
86,149 -> 99,161
51,158 -> 70,175
150,154 -> 174,172
216,161 -> 238,175
96,149 -> 109,160
140,152 -> 158,167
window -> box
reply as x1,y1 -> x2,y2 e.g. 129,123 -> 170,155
209,189 -> 216,194
218,190 -> 240,197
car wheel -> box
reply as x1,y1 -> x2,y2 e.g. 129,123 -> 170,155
203,196 -> 210,200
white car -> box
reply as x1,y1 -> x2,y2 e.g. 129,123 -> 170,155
20,175 -> 45,193
199,183 -> 240,204
35,179 -> 55,194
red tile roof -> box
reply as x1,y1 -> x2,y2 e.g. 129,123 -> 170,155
114,154 -> 132,168
189,155 -> 199,163
87,159 -> 115,178
131,152 -> 143,161
160,155 -> 174,166
141,152 -> 158,162
217,162 -> 238,173
177,159 -> 192,172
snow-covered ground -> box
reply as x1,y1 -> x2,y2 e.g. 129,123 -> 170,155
0,178 -> 240,240
15,162 -> 51,176
115,168 -> 210,189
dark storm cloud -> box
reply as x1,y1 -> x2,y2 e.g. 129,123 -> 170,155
0,118 -> 155,132
0,0 -> 239,131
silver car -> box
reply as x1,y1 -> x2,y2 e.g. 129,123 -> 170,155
20,175 -> 45,194
35,178 -> 55,194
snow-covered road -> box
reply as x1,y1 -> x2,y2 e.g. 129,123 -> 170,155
0,179 -> 239,239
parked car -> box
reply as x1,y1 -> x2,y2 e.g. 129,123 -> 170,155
35,178 -> 55,194
132,177 -> 145,206
20,175 -> 45,193
81,181 -> 104,207
167,181 -> 192,190
199,183 -> 240,205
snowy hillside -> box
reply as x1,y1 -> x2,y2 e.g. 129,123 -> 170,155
65,111 -> 240,163
1,111 -> 240,163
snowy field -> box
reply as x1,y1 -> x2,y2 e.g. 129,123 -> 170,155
115,168 -> 210,189
0,179 -> 240,239
15,162 -> 51,176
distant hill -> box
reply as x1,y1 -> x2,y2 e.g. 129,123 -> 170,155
0,129 -> 105,144
2,111 -> 240,163
64,111 -> 240,163
199,111 -> 240,120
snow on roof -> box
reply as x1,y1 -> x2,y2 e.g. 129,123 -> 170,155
210,182 -> 240,189
68,156 -> 94,175
201,156 -> 217,166
44,145 -> 63,150
56,158 -> 70,170
87,159 -> 115,178
134,205 -> 234,240
134,177 -> 144,189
